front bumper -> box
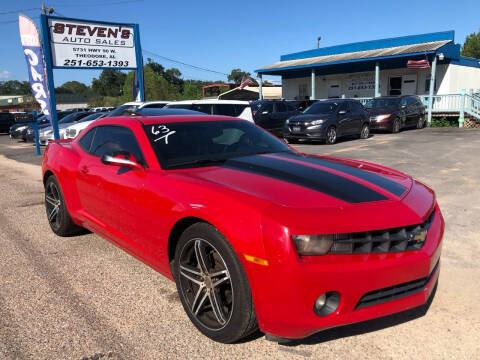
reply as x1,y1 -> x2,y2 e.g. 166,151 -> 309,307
370,117 -> 393,131
245,204 -> 444,339
283,124 -> 328,140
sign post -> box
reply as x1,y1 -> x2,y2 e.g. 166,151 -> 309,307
37,15 -> 144,140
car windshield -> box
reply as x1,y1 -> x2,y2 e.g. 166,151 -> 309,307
365,98 -> 400,109
303,102 -> 338,114
144,120 -> 294,169
250,101 -> 269,115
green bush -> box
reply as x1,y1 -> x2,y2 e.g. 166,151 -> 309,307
430,117 -> 458,127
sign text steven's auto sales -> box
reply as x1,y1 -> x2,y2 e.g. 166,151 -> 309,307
48,18 -> 136,68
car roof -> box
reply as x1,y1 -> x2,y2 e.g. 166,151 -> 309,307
94,115 -> 242,127
167,99 -> 250,105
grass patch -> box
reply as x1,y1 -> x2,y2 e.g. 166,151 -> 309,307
430,117 -> 458,127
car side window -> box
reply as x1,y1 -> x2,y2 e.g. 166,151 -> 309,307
407,97 -> 417,106
400,97 -> 408,107
90,125 -> 145,164
337,102 -> 349,113
275,102 -> 287,112
213,104 -> 236,117
351,102 -> 362,112
234,104 -> 249,117
261,103 -> 273,114
78,128 -> 96,153
191,104 -> 212,114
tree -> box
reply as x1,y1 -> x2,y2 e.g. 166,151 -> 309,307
146,58 -> 165,76
55,80 -> 90,94
92,69 -> 126,97
122,66 -> 180,102
228,69 -> 251,84
461,30 -> 480,59
0,80 -> 30,95
180,82 -> 202,100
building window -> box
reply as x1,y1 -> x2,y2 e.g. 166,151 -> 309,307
298,84 -> 307,99
425,78 -> 437,93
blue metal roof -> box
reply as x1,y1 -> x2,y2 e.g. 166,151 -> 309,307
255,31 -> 466,75
280,31 -> 455,61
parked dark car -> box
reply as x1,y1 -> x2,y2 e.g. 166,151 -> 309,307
0,112 -> 15,133
365,96 -> 426,133
250,99 -> 299,135
286,99 -> 318,112
283,99 -> 370,144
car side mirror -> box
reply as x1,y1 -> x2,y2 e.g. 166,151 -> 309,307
101,151 -> 144,171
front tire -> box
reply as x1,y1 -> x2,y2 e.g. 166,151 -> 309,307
173,223 -> 258,343
325,126 -> 337,145
391,118 -> 401,133
44,175 -> 82,236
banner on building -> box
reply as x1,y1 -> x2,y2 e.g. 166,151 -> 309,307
18,14 -> 52,123
47,17 -> 137,69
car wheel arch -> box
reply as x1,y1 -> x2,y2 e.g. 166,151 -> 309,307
168,216 -> 212,274
43,170 -> 55,185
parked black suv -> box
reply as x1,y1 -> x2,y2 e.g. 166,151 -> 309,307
250,100 -> 299,136
283,99 -> 370,144
0,112 -> 15,133
365,95 -> 426,133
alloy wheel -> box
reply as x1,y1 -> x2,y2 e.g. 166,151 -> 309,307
45,181 -> 62,230
361,124 -> 369,139
327,127 -> 336,144
178,238 -> 233,330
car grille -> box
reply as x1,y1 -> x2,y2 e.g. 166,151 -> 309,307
328,211 -> 435,254
355,260 -> 439,310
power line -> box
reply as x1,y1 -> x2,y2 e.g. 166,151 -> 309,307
0,8 -> 39,16
143,49 -> 229,77
51,0 -> 144,8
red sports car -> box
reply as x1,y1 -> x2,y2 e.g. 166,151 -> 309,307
42,114 -> 443,343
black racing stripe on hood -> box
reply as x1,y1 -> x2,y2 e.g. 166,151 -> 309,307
274,153 -> 407,197
223,155 -> 388,203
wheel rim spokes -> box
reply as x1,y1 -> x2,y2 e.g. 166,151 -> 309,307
179,238 -> 233,330
45,182 -> 61,227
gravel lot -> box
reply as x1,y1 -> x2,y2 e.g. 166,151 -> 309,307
0,128 -> 479,359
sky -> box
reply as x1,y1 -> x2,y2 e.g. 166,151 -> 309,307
1,0 -> 479,87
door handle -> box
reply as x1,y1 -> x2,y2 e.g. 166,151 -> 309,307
80,166 -> 89,174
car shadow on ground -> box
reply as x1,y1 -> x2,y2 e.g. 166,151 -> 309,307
295,133 -> 375,146
281,282 -> 438,347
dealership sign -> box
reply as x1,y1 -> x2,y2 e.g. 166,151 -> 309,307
47,18 -> 137,69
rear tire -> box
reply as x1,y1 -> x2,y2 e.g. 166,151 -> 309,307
44,175 -> 83,236
360,123 -> 370,139
416,116 -> 425,129
173,223 -> 258,343
325,126 -> 337,145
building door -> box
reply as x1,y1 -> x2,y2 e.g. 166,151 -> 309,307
389,76 -> 402,95
402,74 -> 417,95
328,80 -> 341,98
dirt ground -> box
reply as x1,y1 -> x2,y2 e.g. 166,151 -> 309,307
0,128 -> 479,359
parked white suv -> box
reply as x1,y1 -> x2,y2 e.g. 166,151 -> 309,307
164,100 -> 254,122
107,101 -> 170,117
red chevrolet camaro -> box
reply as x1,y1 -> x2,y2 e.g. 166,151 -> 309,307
42,114 -> 443,343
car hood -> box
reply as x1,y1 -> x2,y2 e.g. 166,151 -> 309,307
167,153 -> 432,232
288,113 -> 334,123
368,107 -> 398,116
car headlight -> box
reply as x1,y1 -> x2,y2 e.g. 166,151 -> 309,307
293,235 -> 334,255
17,125 -> 28,131
375,114 -> 391,121
285,119 -> 290,124
310,119 -> 324,126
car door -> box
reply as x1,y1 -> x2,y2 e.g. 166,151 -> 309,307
349,101 -> 364,134
399,97 -> 409,128
336,102 -> 352,135
254,102 -> 275,131
270,101 -> 292,134
405,97 -> 419,126
76,125 -> 148,246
